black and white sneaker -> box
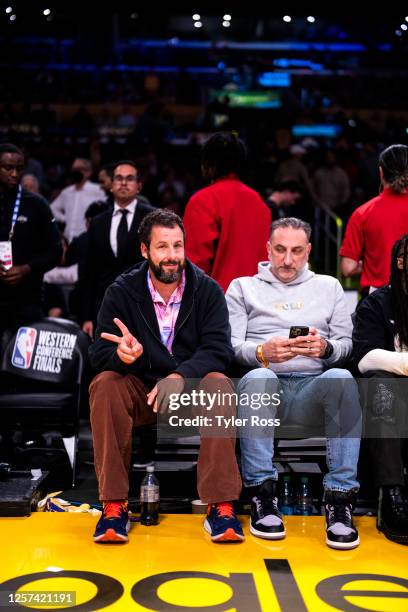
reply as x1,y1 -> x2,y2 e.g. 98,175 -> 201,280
377,485 -> 408,545
250,479 -> 286,540
324,490 -> 359,550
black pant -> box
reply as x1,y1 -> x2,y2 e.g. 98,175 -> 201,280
0,302 -> 44,356
361,370 -> 408,487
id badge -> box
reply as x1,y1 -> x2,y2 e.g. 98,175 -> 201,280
0,241 -> 13,270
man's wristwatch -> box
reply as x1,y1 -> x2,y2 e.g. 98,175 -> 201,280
321,340 -> 334,359
256,344 -> 269,368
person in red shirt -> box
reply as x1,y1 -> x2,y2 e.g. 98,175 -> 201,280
183,132 -> 271,292
340,144 -> 408,293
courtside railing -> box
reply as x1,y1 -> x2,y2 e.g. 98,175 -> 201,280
313,206 -> 343,280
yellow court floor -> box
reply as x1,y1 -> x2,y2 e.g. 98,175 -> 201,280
0,514 -> 407,611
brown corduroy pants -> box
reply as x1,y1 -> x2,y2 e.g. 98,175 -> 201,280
89,371 -> 242,503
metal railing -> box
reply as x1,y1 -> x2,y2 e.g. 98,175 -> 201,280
313,207 -> 343,279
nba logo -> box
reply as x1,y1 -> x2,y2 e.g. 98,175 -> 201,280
11,327 -> 37,369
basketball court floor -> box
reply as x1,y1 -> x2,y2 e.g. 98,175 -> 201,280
1,513 -> 407,611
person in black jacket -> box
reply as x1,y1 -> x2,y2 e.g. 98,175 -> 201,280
82,160 -> 155,338
0,143 -> 62,342
88,209 -> 243,544
353,234 -> 408,545
97,162 -> 152,210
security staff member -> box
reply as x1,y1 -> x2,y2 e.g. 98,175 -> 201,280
0,143 -> 62,341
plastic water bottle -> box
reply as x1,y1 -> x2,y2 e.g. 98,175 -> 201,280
279,475 -> 295,515
295,476 -> 313,516
140,465 -> 159,525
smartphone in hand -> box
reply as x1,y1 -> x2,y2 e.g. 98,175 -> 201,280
289,326 -> 309,338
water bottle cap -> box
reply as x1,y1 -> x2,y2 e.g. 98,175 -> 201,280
146,465 -> 155,473
301,476 -> 309,483
283,475 -> 291,481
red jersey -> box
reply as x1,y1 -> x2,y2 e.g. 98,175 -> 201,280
340,187 -> 408,289
184,177 -> 271,292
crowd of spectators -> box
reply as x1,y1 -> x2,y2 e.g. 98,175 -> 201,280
1,128 -> 388,223
1,122 -> 407,547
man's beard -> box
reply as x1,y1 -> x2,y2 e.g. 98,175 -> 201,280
148,256 -> 185,284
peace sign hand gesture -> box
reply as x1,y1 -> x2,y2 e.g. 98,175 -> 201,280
101,317 -> 143,365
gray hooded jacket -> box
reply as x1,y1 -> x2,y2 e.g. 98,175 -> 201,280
225,262 -> 352,375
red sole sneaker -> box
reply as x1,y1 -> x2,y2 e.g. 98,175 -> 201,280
211,528 -> 245,543
93,528 -> 128,543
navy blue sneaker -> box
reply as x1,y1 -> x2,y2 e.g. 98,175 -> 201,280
93,501 -> 130,543
204,502 -> 245,542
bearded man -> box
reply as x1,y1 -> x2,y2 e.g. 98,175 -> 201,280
88,209 -> 244,544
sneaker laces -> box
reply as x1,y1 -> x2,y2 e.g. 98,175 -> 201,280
213,502 -> 235,519
327,503 -> 352,527
255,495 -> 279,518
103,501 -> 127,519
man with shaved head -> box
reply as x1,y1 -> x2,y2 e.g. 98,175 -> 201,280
0,143 -> 61,339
